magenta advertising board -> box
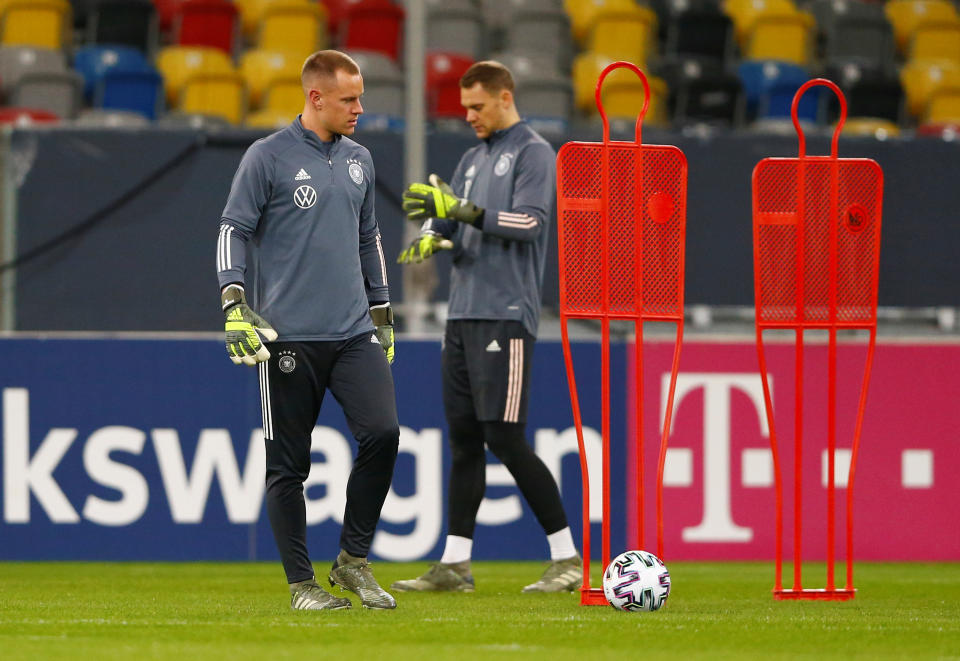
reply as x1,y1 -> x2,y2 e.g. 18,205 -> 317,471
624,337 -> 960,561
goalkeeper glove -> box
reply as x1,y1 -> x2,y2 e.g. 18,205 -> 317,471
397,230 -> 454,264
370,303 -> 395,364
221,285 -> 278,366
402,174 -> 483,226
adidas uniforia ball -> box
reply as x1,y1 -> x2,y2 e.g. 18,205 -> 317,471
602,550 -> 671,612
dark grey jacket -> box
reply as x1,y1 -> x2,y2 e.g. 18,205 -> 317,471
216,117 -> 389,341
426,121 -> 555,336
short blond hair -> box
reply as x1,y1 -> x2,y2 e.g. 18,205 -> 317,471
301,50 -> 360,87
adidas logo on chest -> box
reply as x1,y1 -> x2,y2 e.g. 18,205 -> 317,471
295,168 -> 311,180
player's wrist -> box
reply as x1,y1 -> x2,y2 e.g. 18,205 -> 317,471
370,303 -> 393,326
221,284 -> 246,312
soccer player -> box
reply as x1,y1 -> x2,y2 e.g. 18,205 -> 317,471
393,61 -> 582,593
216,50 -> 399,611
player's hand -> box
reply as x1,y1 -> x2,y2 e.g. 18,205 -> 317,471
397,230 -> 454,264
221,285 -> 278,366
370,304 -> 395,364
402,174 -> 483,225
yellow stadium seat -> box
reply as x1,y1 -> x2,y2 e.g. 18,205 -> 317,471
245,107 -> 295,129
157,46 -> 234,107
885,0 -> 959,53
258,0 -> 327,54
585,4 -> 658,65
236,0 -> 320,41
0,0 -> 70,49
909,19 -> 960,64
900,58 -> 960,116
241,49 -> 302,108
565,0 -> 637,44
180,71 -> 246,124
723,0 -> 798,45
262,76 -> 303,114
573,52 -> 667,125
745,11 -> 814,64
926,84 -> 960,121
840,118 -> 901,139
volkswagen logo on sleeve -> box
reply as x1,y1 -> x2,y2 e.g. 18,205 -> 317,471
294,185 -> 317,209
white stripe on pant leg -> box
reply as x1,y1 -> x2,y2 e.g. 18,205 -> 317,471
509,338 -> 523,422
505,339 -> 521,423
258,362 -> 268,439
503,339 -> 515,422
264,361 -> 273,440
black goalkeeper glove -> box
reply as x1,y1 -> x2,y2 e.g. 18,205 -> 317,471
221,285 -> 278,366
402,174 -> 484,226
370,303 -> 395,364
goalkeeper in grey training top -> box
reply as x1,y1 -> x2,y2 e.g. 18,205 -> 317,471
216,50 -> 399,611
394,61 -> 582,594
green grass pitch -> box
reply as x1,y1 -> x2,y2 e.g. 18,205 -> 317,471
1,562 -> 958,660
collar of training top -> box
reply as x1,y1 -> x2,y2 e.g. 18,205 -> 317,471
293,115 -> 344,150
484,120 -> 525,146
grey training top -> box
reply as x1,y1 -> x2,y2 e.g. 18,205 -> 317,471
216,116 -> 389,341
426,121 -> 556,336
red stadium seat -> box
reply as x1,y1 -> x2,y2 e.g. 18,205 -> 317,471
174,0 -> 238,55
0,106 -> 59,124
426,51 -> 473,118
340,0 -> 404,61
153,0 -> 184,33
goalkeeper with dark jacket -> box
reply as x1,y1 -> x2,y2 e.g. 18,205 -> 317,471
216,50 -> 399,611
393,61 -> 582,594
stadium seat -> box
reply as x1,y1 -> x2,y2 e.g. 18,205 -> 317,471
900,58 -> 960,116
73,44 -> 148,100
809,0 -> 896,72
153,0 -> 182,32
500,0 -> 572,72
426,51 -> 473,118
347,49 -> 404,118
174,0 -> 239,55
909,19 -> 960,63
885,0 -> 959,53
745,11 -> 814,64
261,76 -> 301,114
661,1 -> 736,62
573,52 -> 669,125
737,59 -> 815,121
723,0 -> 799,45
655,56 -> 744,126
258,0 -> 326,54
916,119 -> 960,137
825,58 -> 904,124
240,48 -> 300,108
584,3 -> 659,65
514,69 -> 574,124
74,108 -> 151,126
425,0 -> 484,60
245,106 -> 292,129
179,70 -> 245,123
10,69 -> 81,118
565,0 -> 636,44
0,0 -> 71,50
840,117 -> 901,138
925,83 -> 960,121
86,0 -> 156,53
96,67 -> 163,118
340,0 -> 404,61
0,45 -> 65,98
0,105 -> 59,123
156,45 -> 233,106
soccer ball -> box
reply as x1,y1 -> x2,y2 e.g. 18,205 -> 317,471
602,550 -> 671,612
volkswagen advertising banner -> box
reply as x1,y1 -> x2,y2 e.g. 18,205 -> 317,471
0,336 -> 956,561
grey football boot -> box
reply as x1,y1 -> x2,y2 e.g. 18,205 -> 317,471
328,550 -> 397,610
289,579 -> 352,610
390,561 -> 475,592
521,554 -> 583,593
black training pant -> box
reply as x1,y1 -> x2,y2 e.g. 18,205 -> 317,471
441,319 -> 569,540
258,333 -> 399,584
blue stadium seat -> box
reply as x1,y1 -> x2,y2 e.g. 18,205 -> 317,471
73,45 -> 162,118
738,60 -> 817,121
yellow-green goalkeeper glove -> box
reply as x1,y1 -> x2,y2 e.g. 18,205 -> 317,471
221,285 -> 278,366
370,303 -> 395,364
397,230 -> 454,264
402,174 -> 483,225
